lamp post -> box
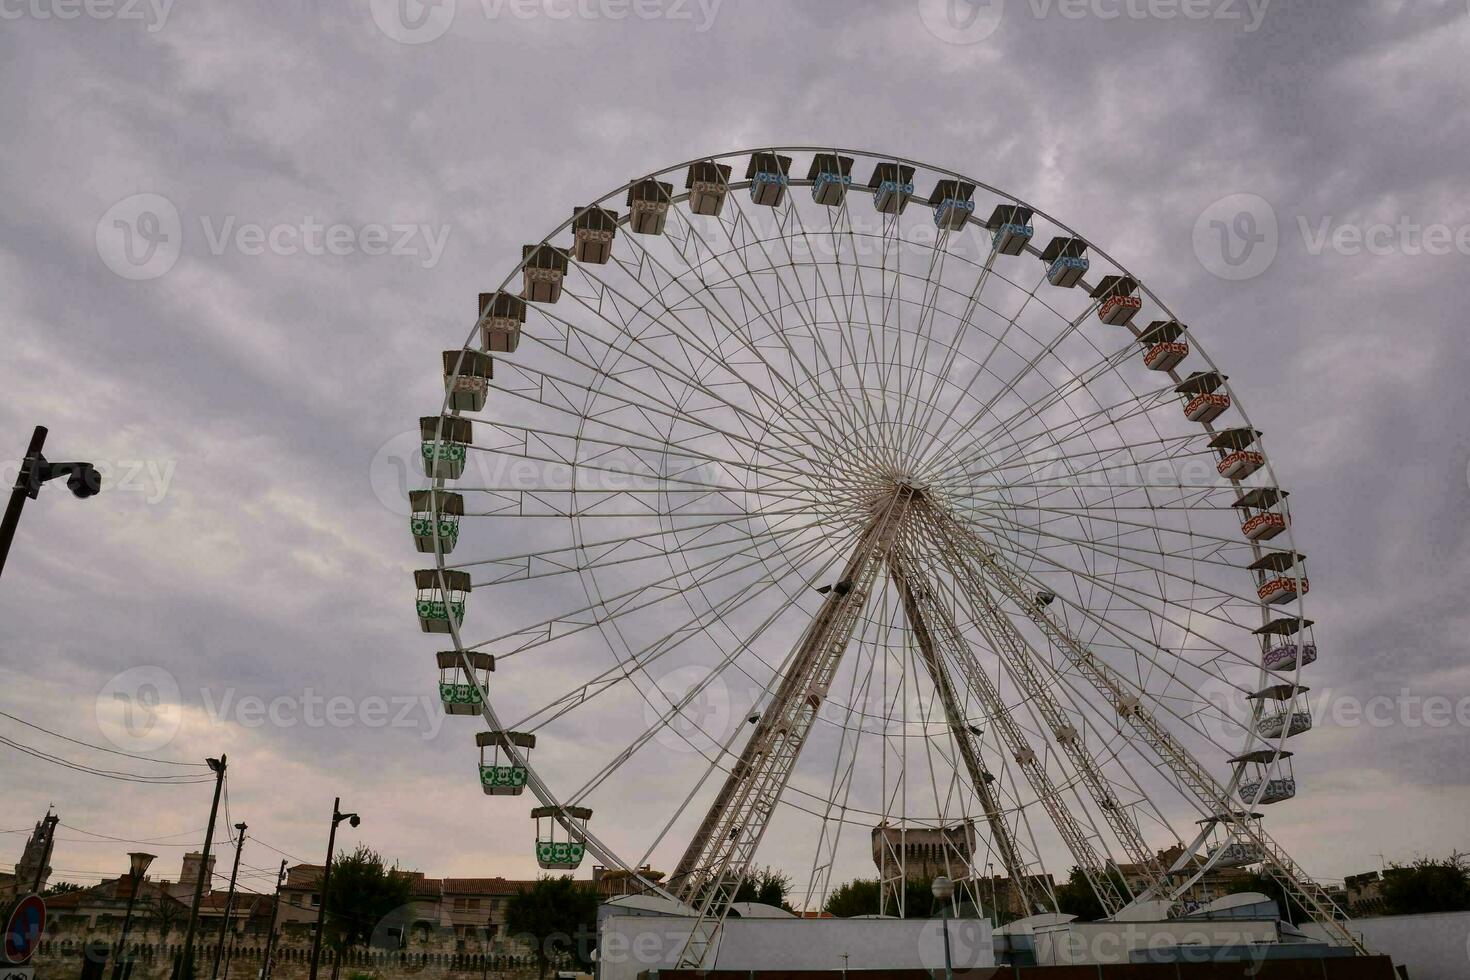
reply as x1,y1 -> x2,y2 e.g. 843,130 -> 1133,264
931,875 -> 954,980
211,822 -> 247,980
113,851 -> 157,980
1,425 -> 101,580
176,755 -> 227,980
307,798 -> 359,980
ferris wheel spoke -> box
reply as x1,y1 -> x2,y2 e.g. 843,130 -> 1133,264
448,503 -> 829,584
465,509 -> 854,657
519,302 -> 821,466
598,220 -> 872,463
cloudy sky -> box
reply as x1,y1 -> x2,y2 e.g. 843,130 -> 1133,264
2,0 -> 1469,904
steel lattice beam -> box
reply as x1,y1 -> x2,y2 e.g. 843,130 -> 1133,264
888,546 -> 1054,917
928,505 -> 1367,954
672,486 -> 917,968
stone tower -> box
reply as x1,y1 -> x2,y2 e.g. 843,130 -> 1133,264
178,851 -> 217,893
12,810 -> 57,895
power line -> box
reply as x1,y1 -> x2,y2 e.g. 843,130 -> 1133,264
0,709 -> 208,768
0,735 -> 214,784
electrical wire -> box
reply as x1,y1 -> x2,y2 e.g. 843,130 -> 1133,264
0,709 -> 207,767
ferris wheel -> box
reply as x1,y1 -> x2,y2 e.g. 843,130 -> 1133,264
409,147 -> 1359,966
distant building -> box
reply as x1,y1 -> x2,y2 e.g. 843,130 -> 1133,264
1344,870 -> 1386,916
43,852 -> 267,938
871,821 -> 976,884
1,811 -> 56,897
591,865 -> 665,899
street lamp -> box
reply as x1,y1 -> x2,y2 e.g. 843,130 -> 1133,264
307,798 -> 360,980
113,851 -> 157,980
0,426 -> 101,580
931,875 -> 954,980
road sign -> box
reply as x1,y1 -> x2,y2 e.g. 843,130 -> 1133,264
2,895 -> 45,965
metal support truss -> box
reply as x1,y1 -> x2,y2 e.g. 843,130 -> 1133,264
916,504 -> 1172,907
927,505 -> 1367,953
671,486 -> 917,968
888,545 -> 1054,917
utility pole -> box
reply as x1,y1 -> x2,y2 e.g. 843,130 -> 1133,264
1,425 -> 101,580
211,822 -> 247,980
307,798 -> 359,980
260,861 -> 287,980
176,755 -> 227,980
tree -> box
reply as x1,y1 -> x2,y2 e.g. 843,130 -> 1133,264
1053,867 -> 1133,923
733,867 -> 794,913
42,881 -> 82,897
148,894 -> 186,942
822,877 -> 942,918
504,875 -> 599,979
323,845 -> 415,952
1381,854 -> 1470,915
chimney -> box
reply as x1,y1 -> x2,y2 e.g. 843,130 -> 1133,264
179,851 -> 217,893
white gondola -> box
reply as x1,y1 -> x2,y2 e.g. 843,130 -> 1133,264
478,291 -> 526,354
1040,236 -> 1088,287
1258,575 -> 1309,604
443,349 -> 493,412
1209,427 -> 1263,479
1248,680 -> 1313,742
1257,709 -> 1313,739
1238,777 -> 1296,805
533,805 -> 592,870
521,244 -> 571,303
477,730 -> 534,796
420,414 -> 472,480
1209,840 -> 1266,869
867,162 -> 915,215
626,178 -> 673,236
1264,642 -> 1318,672
571,205 -> 618,264
1091,275 -> 1142,326
1138,320 -> 1188,371
808,153 -> 853,206
686,160 -> 732,217
746,152 -> 792,208
436,650 -> 494,715
986,204 -> 1034,255
1176,371 -> 1231,423
928,179 -> 976,230
409,489 -> 464,554
1232,747 -> 1297,807
415,568 -> 470,634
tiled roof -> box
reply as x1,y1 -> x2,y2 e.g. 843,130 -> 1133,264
442,878 -> 539,897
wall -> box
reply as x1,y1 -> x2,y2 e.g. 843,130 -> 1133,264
1301,910 -> 1470,980
597,914 -> 993,980
31,940 -> 545,980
